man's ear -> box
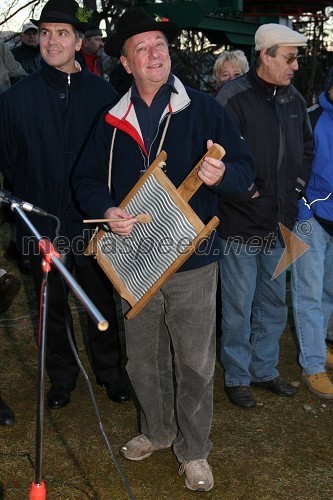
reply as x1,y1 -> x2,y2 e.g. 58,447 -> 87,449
75,38 -> 83,52
261,48 -> 270,66
120,55 -> 132,75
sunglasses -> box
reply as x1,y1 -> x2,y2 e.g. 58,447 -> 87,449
275,53 -> 302,65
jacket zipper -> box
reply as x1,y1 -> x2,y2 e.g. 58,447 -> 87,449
65,74 -> 70,106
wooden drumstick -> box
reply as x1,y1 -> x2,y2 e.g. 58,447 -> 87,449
83,213 -> 152,224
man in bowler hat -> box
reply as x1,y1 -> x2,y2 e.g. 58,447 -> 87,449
74,7 -> 255,492
0,0 -> 129,410
80,24 -> 104,77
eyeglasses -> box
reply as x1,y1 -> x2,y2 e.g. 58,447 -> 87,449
275,53 -> 302,65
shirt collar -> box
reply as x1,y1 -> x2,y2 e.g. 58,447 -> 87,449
130,73 -> 178,104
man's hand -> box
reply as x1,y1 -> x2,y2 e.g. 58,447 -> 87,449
104,207 -> 137,236
198,139 -> 226,186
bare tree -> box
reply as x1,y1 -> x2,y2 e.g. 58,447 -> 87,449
1,0 -> 332,97
0,0 -> 42,30
83,0 -> 97,10
294,9 -> 333,105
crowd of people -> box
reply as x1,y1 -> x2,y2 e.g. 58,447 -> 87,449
1,0 -> 333,493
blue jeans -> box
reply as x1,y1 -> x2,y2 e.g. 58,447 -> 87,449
219,238 -> 287,387
122,263 -> 218,462
291,217 -> 333,374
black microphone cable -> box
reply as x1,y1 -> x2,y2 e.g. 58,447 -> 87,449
0,188 -> 61,238
59,276 -> 136,500
1,190 -> 135,496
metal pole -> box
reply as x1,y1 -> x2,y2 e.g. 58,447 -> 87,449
9,205 -> 109,498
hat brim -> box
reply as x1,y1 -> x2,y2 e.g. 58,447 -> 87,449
104,21 -> 180,57
31,18 -> 91,33
22,25 -> 37,33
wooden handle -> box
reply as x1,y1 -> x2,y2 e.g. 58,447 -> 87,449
83,213 -> 152,224
177,143 -> 226,202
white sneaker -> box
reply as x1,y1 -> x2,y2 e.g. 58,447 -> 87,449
120,434 -> 172,461
179,458 -> 214,492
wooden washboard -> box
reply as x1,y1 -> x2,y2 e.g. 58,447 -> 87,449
85,143 -> 225,319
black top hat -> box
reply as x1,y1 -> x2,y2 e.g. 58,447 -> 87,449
31,0 -> 92,33
104,7 -> 180,58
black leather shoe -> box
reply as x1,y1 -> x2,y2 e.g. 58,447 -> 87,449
251,377 -> 296,397
0,395 -> 15,426
225,386 -> 257,408
47,385 -> 74,409
98,381 -> 130,403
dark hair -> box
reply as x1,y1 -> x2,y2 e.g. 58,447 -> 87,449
38,24 -> 82,40
255,46 -> 278,67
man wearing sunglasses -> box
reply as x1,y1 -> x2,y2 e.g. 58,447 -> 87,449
215,24 -> 314,409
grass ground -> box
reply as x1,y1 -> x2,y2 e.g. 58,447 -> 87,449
1,222 -> 333,500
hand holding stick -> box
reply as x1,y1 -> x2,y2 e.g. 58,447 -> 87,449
83,213 -> 152,224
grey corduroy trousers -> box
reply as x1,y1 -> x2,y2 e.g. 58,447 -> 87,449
122,262 -> 218,462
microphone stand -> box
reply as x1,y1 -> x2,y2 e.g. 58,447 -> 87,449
9,204 -> 109,500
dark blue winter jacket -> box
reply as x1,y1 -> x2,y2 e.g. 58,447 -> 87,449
73,75 -> 256,271
0,58 -> 118,264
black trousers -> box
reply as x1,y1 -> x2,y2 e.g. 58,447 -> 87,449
31,256 -> 122,387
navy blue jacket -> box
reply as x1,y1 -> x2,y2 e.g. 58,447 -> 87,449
73,76 -> 256,271
0,59 -> 118,264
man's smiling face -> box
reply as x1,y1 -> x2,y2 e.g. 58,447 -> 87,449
120,30 -> 171,91
39,22 -> 82,73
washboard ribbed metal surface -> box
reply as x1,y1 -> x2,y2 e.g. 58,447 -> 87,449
86,145 -> 225,318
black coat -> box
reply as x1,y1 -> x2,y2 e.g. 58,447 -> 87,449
0,59 -> 118,264
216,65 -> 314,242
11,44 -> 40,75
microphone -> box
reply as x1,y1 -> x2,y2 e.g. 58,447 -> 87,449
0,188 -> 49,216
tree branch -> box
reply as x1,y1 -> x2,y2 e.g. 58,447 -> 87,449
0,0 -> 41,27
